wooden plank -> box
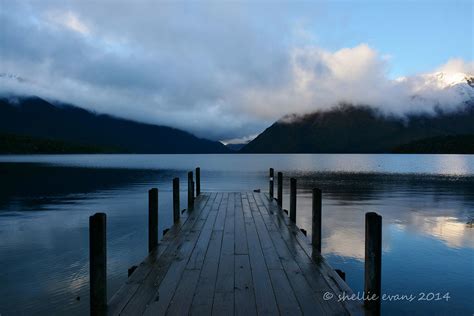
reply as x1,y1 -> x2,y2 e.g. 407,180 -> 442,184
234,254 -> 257,316
186,192 -> 222,269
213,192 -> 235,313
190,192 -> 227,315
140,193 -> 217,315
242,193 -> 279,316
254,195 -> 334,292
119,194 -> 212,316
190,230 -> 223,315
212,292 -> 234,315
108,247 -> 166,315
234,192 -> 248,255
268,269 -> 302,316
251,192 -> 327,315
165,269 -> 201,315
108,195 -> 207,315
241,192 -> 253,222
260,193 -> 364,315
248,193 -> 282,270
214,192 -> 229,231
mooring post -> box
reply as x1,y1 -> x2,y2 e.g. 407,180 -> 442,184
89,213 -> 107,316
269,168 -> 274,198
173,178 -> 180,223
364,212 -> 382,315
312,188 -> 322,254
196,167 -> 201,196
290,178 -> 296,222
188,171 -> 194,210
277,172 -> 283,208
148,188 -> 158,253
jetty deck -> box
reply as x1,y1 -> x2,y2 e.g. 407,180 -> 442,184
106,191 -> 365,315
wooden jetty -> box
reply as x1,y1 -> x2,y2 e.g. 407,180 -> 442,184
89,168 -> 382,316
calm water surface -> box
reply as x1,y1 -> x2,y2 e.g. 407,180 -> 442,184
0,154 -> 473,315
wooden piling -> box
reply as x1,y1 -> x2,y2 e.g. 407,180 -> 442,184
188,171 -> 194,210
277,172 -> 283,208
196,167 -> 201,196
290,178 -> 296,222
89,213 -> 107,316
269,168 -> 274,198
148,188 -> 158,253
312,188 -> 322,254
364,212 -> 382,315
173,178 -> 180,223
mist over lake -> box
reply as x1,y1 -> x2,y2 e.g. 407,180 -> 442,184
0,154 -> 473,315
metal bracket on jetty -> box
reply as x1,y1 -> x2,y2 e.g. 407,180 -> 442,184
88,167 -> 382,316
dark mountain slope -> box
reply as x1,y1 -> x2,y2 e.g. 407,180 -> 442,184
392,134 -> 474,154
0,132 -> 123,154
0,96 -> 229,153
241,103 -> 474,153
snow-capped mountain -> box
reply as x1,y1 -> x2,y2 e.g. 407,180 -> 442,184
393,71 -> 474,108
397,71 -> 473,93
423,72 -> 474,89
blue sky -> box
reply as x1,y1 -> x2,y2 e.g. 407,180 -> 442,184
302,0 -> 472,77
1,0 -> 473,141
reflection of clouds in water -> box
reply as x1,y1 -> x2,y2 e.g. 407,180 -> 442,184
406,215 -> 474,249
325,154 -> 381,173
323,228 -> 365,260
321,204 -> 393,261
432,155 -> 470,176
2,154 -> 474,175
322,207 -> 473,262
67,262 -> 88,293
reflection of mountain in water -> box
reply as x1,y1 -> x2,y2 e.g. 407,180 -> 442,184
0,163 -> 169,211
287,171 -> 474,204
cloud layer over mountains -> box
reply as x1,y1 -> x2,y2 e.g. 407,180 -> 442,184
1,1 -> 472,141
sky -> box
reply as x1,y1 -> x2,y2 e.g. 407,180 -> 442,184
0,0 -> 473,142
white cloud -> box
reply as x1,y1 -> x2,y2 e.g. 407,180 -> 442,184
45,10 -> 90,35
221,134 -> 259,145
242,45 -> 473,121
437,58 -> 474,74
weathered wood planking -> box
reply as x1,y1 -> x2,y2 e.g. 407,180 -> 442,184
108,192 -> 365,316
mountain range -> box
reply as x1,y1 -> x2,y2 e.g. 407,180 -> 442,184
240,102 -> 474,153
241,73 -> 474,153
0,96 -> 229,154
1,72 -> 473,154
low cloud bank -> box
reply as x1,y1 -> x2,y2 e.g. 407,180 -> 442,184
244,46 -> 473,123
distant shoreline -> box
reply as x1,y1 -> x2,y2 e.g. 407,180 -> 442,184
2,132 -> 473,155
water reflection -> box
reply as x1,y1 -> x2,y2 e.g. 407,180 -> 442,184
0,154 -> 473,315
1,153 -> 474,175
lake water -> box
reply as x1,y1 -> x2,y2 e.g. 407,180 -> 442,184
0,154 -> 473,315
